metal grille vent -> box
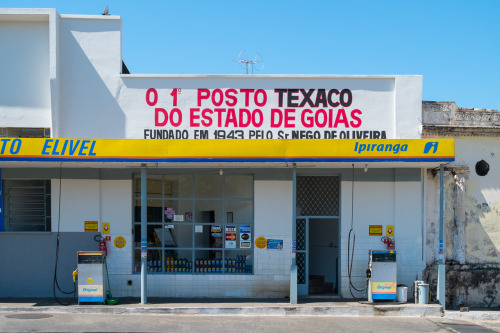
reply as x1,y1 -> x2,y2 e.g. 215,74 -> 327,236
4,180 -> 51,232
296,176 -> 339,216
296,219 -> 306,251
5,313 -> 53,319
296,252 -> 306,284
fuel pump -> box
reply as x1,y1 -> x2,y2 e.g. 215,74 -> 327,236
367,250 -> 397,302
77,251 -> 106,304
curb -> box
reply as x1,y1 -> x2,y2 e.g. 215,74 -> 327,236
0,304 -> 444,317
444,311 -> 500,321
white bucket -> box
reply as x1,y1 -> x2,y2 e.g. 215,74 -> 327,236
397,285 -> 408,303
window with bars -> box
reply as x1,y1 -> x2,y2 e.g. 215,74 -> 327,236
1,180 -> 51,232
133,174 -> 254,274
0,127 -> 50,138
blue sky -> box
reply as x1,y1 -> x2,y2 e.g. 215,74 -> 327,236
3,0 -> 500,110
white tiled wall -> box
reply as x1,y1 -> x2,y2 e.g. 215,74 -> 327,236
339,169 -> 424,298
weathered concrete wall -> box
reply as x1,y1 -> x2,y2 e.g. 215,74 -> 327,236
425,135 -> 500,307
423,101 -> 500,308
424,263 -> 500,308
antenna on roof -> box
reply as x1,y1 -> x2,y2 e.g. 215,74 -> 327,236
237,51 -> 264,74
102,6 -> 110,15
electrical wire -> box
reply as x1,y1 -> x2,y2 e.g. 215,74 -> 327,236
347,164 -> 368,298
53,163 -> 77,306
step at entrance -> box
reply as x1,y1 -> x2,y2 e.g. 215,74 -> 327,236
308,275 -> 334,295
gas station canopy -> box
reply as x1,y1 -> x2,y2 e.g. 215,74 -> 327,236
0,138 -> 454,169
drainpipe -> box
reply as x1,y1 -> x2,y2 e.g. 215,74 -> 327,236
290,165 -> 297,304
141,166 -> 148,304
437,164 -> 445,309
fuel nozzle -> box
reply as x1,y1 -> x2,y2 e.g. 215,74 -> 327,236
366,268 -> 371,280
72,269 -> 78,282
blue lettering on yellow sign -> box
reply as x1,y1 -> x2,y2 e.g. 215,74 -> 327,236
41,139 -> 96,156
377,284 -> 393,290
354,142 -> 408,154
0,138 -> 21,155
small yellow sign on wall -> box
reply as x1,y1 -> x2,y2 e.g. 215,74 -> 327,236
369,225 -> 383,236
102,222 -> 110,234
114,236 -> 126,249
255,236 -> 267,249
84,221 -> 98,232
386,225 -> 394,237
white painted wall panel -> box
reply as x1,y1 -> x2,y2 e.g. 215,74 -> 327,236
254,180 -> 293,284
100,180 -> 132,235
0,21 -> 51,127
58,18 -> 123,138
52,179 -> 100,232
254,180 -> 292,236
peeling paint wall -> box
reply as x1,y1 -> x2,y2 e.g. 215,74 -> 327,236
455,139 -> 500,265
425,138 -> 500,308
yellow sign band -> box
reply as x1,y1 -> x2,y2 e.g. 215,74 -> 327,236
0,138 -> 454,163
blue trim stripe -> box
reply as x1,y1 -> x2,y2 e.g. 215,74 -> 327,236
0,157 -> 455,163
372,294 -> 397,300
78,296 -> 104,302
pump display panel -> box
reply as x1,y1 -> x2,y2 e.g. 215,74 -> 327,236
78,253 -> 104,264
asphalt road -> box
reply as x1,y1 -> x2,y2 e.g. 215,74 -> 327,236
1,312 -> 500,333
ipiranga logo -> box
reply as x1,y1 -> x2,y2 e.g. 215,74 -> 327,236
354,142 -> 408,154
424,142 -> 439,154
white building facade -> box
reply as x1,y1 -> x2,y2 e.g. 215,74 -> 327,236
0,9 -> 454,300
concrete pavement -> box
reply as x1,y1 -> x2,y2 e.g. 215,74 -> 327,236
3,298 -> 500,333
0,297 -> 442,317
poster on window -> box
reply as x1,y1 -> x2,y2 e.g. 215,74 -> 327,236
225,226 -> 237,248
239,225 -> 251,248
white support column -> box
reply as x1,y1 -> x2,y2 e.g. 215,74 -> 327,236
437,164 -> 446,309
290,166 -> 297,304
141,166 -> 147,304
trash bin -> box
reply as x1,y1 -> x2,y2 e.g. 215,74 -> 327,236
417,283 -> 429,304
397,284 -> 408,303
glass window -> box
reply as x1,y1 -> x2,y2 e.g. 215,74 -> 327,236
147,175 -> 163,198
133,173 -> 253,274
225,200 -> 253,224
164,200 -> 192,222
164,175 -> 192,198
194,200 -> 223,223
195,224 -> 223,249
194,250 -> 223,273
2,179 -> 51,232
147,199 -> 163,223
225,175 -> 253,198
195,175 -> 222,198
